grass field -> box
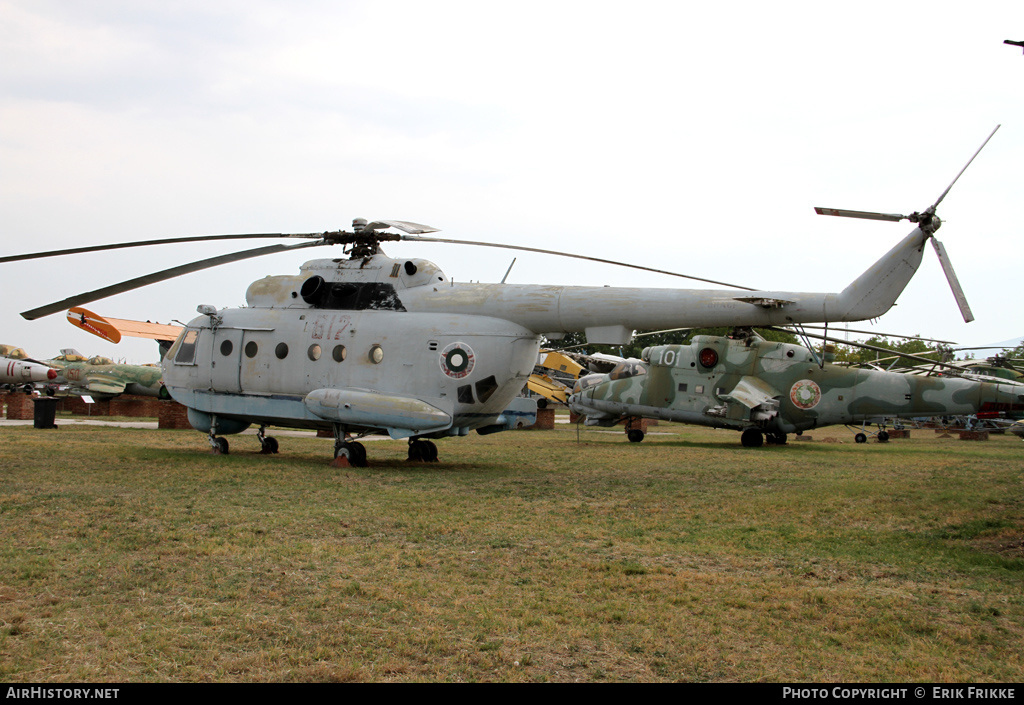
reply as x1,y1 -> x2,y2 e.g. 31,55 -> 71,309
1,419 -> 1022,682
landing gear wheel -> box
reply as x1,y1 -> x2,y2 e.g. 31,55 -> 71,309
422,440 -> 438,462
741,429 -> 764,448
854,432 -> 867,444
408,439 -> 438,462
407,440 -> 424,462
627,429 -> 645,443
335,441 -> 367,467
213,437 -> 229,455
766,432 -> 788,445
877,431 -> 890,443
350,442 -> 367,466
257,426 -> 279,454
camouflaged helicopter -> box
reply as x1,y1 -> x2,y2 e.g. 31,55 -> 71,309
567,329 -> 1024,447
0,130 -> 998,465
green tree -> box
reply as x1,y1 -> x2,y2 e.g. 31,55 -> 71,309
828,335 -> 942,369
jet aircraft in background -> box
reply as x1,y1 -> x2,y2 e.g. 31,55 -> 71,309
1,343 -> 58,393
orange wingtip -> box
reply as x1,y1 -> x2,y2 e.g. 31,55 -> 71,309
67,307 -> 122,344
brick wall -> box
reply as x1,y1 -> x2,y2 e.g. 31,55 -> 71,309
157,401 -> 192,429
532,407 -> 556,429
55,395 -> 167,417
3,392 -> 193,429
2,392 -> 35,420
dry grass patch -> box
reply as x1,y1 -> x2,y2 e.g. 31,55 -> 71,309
1,422 -> 1022,681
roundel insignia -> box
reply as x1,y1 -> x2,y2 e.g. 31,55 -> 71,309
790,379 -> 822,410
440,342 -> 475,379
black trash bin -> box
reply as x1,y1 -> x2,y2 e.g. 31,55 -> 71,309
32,397 -> 58,429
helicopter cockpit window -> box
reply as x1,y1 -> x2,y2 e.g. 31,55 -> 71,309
607,361 -> 647,381
457,384 -> 474,404
174,329 -> 201,365
574,374 -> 606,393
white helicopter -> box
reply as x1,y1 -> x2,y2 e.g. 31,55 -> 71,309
1,129 -> 997,465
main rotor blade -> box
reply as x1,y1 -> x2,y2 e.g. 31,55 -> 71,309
634,327 -> 694,339
0,232 -> 326,264
814,207 -> 906,222
401,235 -> 756,291
20,240 -> 326,320
930,237 -> 975,323
931,124 -> 1000,210
789,324 -> 957,345
760,326 -> 964,371
955,344 -> 1023,352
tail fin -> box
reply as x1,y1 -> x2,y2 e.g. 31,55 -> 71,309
832,228 -> 929,321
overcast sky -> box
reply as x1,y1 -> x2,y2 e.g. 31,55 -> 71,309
2,0 -> 1022,364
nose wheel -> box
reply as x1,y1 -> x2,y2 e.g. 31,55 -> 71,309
207,414 -> 229,454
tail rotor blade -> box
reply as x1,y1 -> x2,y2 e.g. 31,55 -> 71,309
930,237 -> 974,323
814,208 -> 907,222
931,124 -> 1000,211
815,126 -> 1000,226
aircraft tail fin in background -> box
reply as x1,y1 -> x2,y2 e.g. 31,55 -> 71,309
67,307 -> 123,344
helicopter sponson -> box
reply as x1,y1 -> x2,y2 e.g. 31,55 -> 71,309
568,335 -> 1024,447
